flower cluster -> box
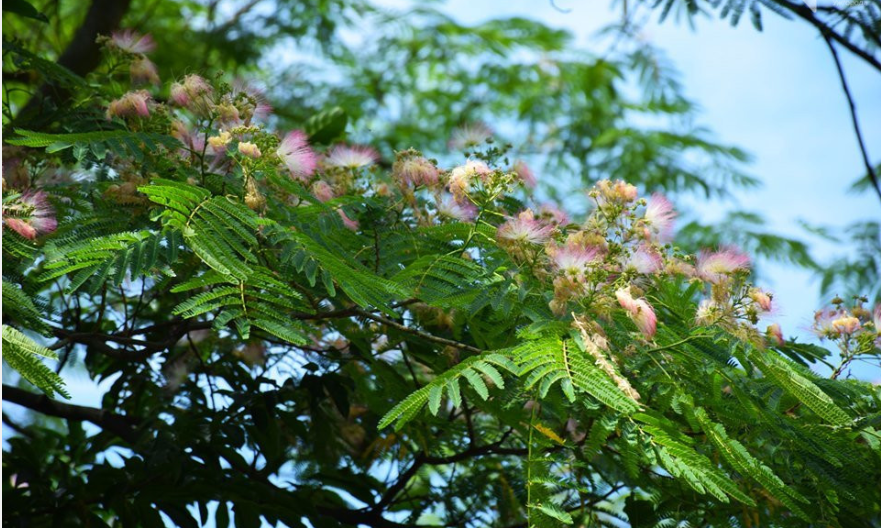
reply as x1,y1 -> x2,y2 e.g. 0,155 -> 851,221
2,190 -> 57,240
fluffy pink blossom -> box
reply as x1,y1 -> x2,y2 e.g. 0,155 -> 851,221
237,142 -> 261,158
615,287 -> 657,338
130,57 -> 159,85
338,209 -> 359,231
766,323 -> 784,346
549,243 -> 601,276
110,30 -> 155,54
106,90 -> 151,119
277,131 -> 317,181
874,305 -> 881,332
497,210 -> 554,245
511,160 -> 536,188
3,190 -> 57,240
231,79 -> 273,121
644,193 -> 677,241
448,122 -> 492,150
311,181 -> 335,203
832,316 -> 861,335
538,204 -> 570,226
696,247 -> 751,283
394,156 -> 440,187
813,308 -> 841,338
624,244 -> 663,274
749,288 -> 773,312
595,179 -> 638,205
169,75 -> 213,110
436,196 -> 477,222
449,159 -> 492,199
326,144 -> 378,169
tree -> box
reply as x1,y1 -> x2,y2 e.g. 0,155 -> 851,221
3,2 -> 881,528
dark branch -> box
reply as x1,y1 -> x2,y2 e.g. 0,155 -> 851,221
2,384 -> 140,443
824,35 -> 881,206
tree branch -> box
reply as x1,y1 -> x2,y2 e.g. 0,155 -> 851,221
356,310 -> 483,354
823,34 -> 881,206
2,384 -> 140,443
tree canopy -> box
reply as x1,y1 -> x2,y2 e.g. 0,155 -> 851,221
2,1 -> 880,527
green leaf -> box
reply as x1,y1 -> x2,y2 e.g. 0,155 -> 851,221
2,0 -> 48,22
1,326 -> 69,398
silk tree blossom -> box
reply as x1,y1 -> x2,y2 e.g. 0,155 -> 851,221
749,288 -> 773,312
436,195 -> 477,222
170,75 -> 213,111
110,30 -> 156,54
593,179 -> 638,206
393,156 -> 440,187
623,244 -> 663,274
237,142 -> 261,158
311,181 -> 335,203
643,193 -> 677,241
208,131 -> 233,152
449,159 -> 492,200
874,305 -> 881,332
231,80 -> 273,121
538,204 -> 570,226
813,308 -> 845,338
548,243 -> 601,277
326,144 -> 378,169
448,122 -> 492,150
496,210 -> 554,245
130,57 -> 159,85
511,160 -> 536,188
277,131 -> 317,181
106,90 -> 151,119
832,316 -> 861,335
766,323 -> 784,346
3,190 -> 57,240
615,287 -> 657,338
696,247 -> 750,283
338,210 -> 359,231
695,299 -> 721,326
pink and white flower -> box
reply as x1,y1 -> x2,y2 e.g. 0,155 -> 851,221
3,190 -> 57,240
338,209 -> 359,231
110,30 -> 156,54
277,131 -> 317,181
511,160 -> 536,188
311,180 -> 335,203
615,287 -> 657,338
436,196 -> 477,222
643,193 -> 676,241
237,142 -> 261,158
696,247 -> 750,283
623,244 -> 663,274
538,204 -> 570,226
548,243 -> 601,276
106,90 -> 151,119
448,122 -> 492,150
496,210 -> 554,245
130,57 -> 159,85
394,156 -> 440,187
325,144 -> 378,169
449,159 -> 492,199
749,288 -> 773,312
832,316 -> 861,336
766,323 -> 784,346
231,79 -> 273,121
169,75 -> 213,110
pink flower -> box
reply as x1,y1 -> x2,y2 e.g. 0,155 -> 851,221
277,131 -> 317,181
624,244 -> 663,274
130,57 -> 159,85
615,287 -> 657,338
644,193 -> 676,241
511,160 -> 536,188
549,243 -> 601,276
231,79 -> 273,121
874,305 -> 881,332
696,247 -> 750,283
449,159 -> 492,199
311,180 -> 334,203
497,210 -> 554,245
2,190 -> 57,240
538,204 -> 570,226
338,209 -> 359,231
106,90 -> 151,119
595,179 -> 638,205
437,196 -> 477,222
394,156 -> 440,187
749,288 -> 773,312
110,30 -> 155,54
832,316 -> 861,336
813,308 -> 841,338
448,122 -> 492,150
766,323 -> 784,346
325,144 -> 378,169
237,142 -> 261,158
169,75 -> 213,110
